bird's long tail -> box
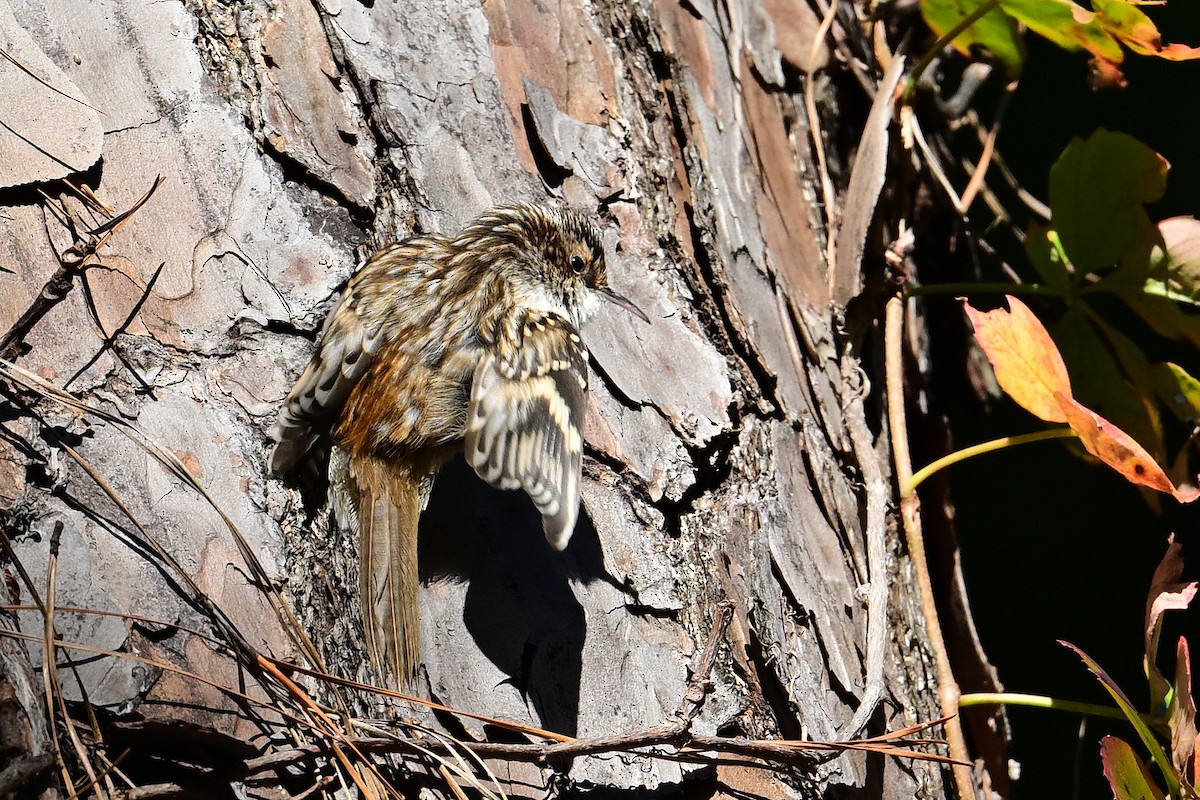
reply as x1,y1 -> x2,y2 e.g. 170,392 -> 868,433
342,454 -> 422,684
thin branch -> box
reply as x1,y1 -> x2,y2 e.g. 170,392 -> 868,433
0,47 -> 105,113
885,296 -> 976,799
0,357 -> 332,707
0,607 -> 955,799
842,359 -> 890,740
40,522 -> 79,797
0,262 -> 78,361
678,602 -> 732,723
66,261 -> 165,392
0,177 -> 163,362
958,79 -> 1018,212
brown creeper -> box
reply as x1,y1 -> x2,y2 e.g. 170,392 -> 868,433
270,204 -> 647,682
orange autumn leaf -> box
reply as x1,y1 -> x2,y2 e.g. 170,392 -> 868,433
1159,43 -> 1200,61
963,296 -> 1072,423
1092,0 -> 1200,61
964,295 -> 1200,501
1055,393 -> 1199,502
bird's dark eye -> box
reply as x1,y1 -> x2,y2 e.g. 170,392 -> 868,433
569,254 -> 587,275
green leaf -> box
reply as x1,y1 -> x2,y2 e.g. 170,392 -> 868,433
1090,317 -> 1164,453
1150,363 -> 1200,425
1052,308 -> 1163,462
921,0 -> 1026,76
1102,219 -> 1200,303
1092,0 -> 1163,56
1142,278 -> 1200,306
1100,736 -> 1168,800
1092,0 -> 1200,62
1049,130 -> 1169,274
1064,641 -> 1182,798
1115,290 -> 1200,349
918,0 -> 1200,85
1003,0 -> 1124,62
1124,217 -> 1200,305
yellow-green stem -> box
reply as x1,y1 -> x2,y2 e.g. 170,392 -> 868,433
907,428 -> 1076,495
960,692 -> 1129,722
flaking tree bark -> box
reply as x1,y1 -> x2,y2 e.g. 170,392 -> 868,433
0,0 -> 965,797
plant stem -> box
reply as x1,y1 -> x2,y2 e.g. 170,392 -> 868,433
886,296 -> 977,800
909,428 -> 1076,493
959,692 -> 1129,721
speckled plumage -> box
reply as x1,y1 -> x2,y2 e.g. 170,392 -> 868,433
270,204 -> 644,683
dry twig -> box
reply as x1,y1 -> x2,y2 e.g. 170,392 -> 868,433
0,177 -> 163,363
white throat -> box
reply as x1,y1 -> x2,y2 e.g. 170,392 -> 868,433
512,280 -> 599,330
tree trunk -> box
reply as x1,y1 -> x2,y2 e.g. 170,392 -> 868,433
0,0 -> 953,796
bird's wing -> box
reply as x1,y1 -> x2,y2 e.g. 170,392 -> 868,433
465,312 -> 588,550
269,248 -> 400,474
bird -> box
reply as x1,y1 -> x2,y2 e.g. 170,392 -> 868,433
269,203 -> 647,683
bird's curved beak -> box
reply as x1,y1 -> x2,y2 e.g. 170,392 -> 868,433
598,286 -> 650,323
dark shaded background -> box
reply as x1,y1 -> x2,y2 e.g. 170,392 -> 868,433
950,7 -> 1200,797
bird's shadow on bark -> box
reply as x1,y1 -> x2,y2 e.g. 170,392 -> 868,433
419,456 -> 610,737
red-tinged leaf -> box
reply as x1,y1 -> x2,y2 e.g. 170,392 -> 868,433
1092,0 -> 1200,61
925,0 -> 1200,85
1053,392 -> 1185,496
1170,638 -> 1196,779
1101,736 -> 1168,800
1151,585 -> 1198,635
1145,536 -> 1198,710
1093,0 -> 1162,55
1147,537 -> 1197,631
963,296 -> 1072,423
1010,0 -> 1200,65
1159,42 -> 1200,60
1049,130 -> 1168,274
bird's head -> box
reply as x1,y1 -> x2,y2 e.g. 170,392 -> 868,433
458,204 -> 648,330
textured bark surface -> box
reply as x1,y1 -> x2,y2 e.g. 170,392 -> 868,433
0,0 -> 948,796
